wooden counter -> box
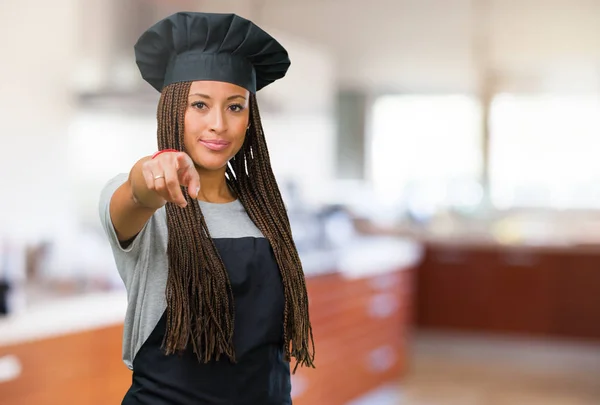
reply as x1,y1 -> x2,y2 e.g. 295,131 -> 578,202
415,242 -> 600,340
0,267 -> 413,405
0,324 -> 130,405
292,268 -> 413,405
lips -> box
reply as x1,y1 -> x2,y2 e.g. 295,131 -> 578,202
199,139 -> 230,151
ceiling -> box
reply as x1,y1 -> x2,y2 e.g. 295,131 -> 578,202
197,0 -> 600,93
78,0 -> 600,98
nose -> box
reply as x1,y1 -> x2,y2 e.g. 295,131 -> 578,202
209,109 -> 227,134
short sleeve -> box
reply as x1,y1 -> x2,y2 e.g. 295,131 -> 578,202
98,173 -> 151,258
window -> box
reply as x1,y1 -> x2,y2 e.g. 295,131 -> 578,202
369,94 -> 483,216
490,94 -> 600,209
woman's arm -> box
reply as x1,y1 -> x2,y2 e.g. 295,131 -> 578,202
109,152 -> 200,242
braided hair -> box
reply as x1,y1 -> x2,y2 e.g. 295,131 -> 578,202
156,81 -> 315,372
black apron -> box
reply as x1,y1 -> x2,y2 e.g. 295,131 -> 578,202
122,237 -> 291,405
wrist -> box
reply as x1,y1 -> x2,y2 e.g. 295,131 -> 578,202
128,169 -> 165,210
130,183 -> 165,210
152,149 -> 179,159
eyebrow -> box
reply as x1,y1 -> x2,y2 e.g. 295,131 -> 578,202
188,93 -> 247,101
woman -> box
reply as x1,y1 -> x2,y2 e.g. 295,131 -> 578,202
99,12 -> 315,405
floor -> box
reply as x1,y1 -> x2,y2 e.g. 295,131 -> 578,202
350,331 -> 600,405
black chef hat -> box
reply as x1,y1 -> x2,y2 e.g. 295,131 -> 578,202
134,12 -> 290,93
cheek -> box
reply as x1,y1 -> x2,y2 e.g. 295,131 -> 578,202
226,112 -> 249,144
231,119 -> 249,149
183,112 -> 202,146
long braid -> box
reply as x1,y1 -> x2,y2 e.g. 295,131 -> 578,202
229,95 -> 315,370
158,82 -> 315,371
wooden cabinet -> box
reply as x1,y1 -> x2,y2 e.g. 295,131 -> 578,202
417,247 -> 492,330
0,325 -> 131,405
553,251 -> 600,339
416,243 -> 600,340
292,269 -> 413,405
486,249 -> 558,334
1,268 -> 413,405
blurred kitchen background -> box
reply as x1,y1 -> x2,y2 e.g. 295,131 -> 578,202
2,0 -> 600,404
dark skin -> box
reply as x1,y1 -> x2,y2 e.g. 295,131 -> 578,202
109,81 -> 251,242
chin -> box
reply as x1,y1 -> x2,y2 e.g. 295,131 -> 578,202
194,155 -> 231,171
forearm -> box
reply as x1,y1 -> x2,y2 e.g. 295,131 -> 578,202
129,156 -> 166,210
109,156 -> 164,242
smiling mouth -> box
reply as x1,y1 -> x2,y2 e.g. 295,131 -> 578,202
199,140 -> 230,151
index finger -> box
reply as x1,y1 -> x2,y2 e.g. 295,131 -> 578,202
164,165 -> 187,208
184,169 -> 201,200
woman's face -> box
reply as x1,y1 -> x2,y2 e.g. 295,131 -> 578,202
183,80 -> 250,171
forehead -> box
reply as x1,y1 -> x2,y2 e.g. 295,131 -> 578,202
188,80 -> 249,97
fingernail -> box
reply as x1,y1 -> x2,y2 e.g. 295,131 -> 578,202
195,187 -> 200,197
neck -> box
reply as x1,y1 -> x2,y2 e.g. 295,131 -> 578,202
195,166 -> 236,203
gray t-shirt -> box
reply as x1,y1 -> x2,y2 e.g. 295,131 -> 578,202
98,173 -> 263,369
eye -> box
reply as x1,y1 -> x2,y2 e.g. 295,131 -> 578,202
229,104 -> 245,113
191,101 -> 207,109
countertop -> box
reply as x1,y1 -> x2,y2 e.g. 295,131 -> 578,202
0,236 -> 422,347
